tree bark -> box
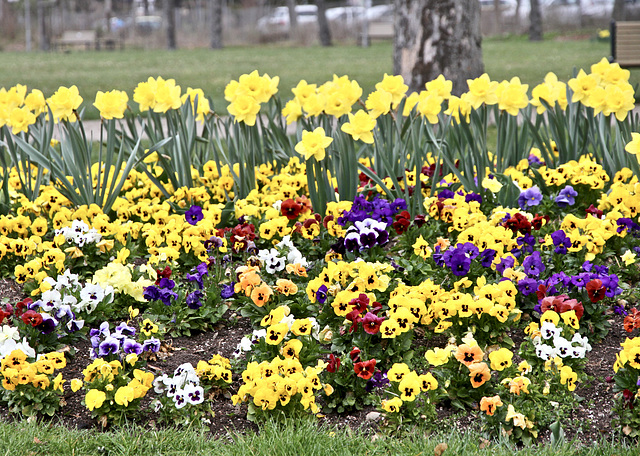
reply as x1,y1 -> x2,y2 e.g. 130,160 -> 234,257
105,0 -> 113,32
315,0 -> 332,47
492,0 -> 503,35
166,0 -> 177,50
612,0 -> 626,21
286,0 -> 298,37
514,0 -> 522,30
37,0 -> 49,51
393,0 -> 483,96
210,0 -> 223,49
529,0 -> 543,41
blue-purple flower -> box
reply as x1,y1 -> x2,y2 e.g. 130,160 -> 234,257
185,205 -> 204,226
316,285 -> 328,304
220,283 -> 236,299
522,251 -> 545,277
98,336 -> 120,357
186,290 -> 204,309
555,185 -> 578,207
518,186 -> 543,209
550,230 -> 571,254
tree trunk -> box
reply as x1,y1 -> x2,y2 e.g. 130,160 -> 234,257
286,0 -> 298,37
105,0 -> 113,32
37,0 -> 49,51
393,0 -> 483,96
210,0 -> 223,49
612,0 -> 626,21
166,0 -> 177,50
492,0 -> 503,35
315,0 -> 332,47
576,0 -> 584,28
25,0 -> 32,52
529,0 -> 543,41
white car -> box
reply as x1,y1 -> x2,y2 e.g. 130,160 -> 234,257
325,4 -> 394,25
257,5 -> 319,36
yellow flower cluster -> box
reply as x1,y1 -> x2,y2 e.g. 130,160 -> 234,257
424,190 -> 488,232
232,357 -> 329,413
225,70 -> 279,126
415,275 -> 520,330
306,260 -> 392,308
0,85 -> 39,133
281,75 -> 362,124
381,362 -> 438,412
538,156 -> 610,190
196,354 -> 233,384
614,337 -> 640,372
598,178 -> 640,219
550,212 -> 619,261
0,349 -> 65,392
80,358 -> 153,411
568,58 -> 635,121
92,262 -> 155,302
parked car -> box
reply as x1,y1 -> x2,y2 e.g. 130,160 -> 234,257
326,6 -> 365,25
135,15 -> 163,33
365,4 -> 394,22
491,0 -> 615,19
325,4 -> 394,25
257,5 -> 318,37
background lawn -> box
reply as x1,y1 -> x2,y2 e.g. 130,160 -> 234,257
0,32 -> 634,119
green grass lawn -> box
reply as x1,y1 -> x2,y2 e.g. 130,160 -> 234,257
0,33 -> 633,119
0,417 -> 637,456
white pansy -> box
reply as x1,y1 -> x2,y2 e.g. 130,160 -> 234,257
279,314 -> 295,328
0,325 -> 19,342
570,346 -> 587,359
540,321 -> 561,340
173,389 -> 187,409
553,336 -> 572,358
535,343 -> 556,361
251,329 -> 266,341
184,384 -> 205,405
153,374 -> 170,394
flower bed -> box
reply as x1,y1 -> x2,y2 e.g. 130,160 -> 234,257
0,59 -> 639,443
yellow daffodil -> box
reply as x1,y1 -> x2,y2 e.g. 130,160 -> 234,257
295,127 -> 333,162
341,110 -> 376,144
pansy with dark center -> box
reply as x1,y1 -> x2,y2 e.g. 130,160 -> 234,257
143,338 -> 161,353
281,199 -> 303,220
38,315 -> 57,335
570,272 -> 591,289
185,205 -> 204,226
98,336 -> 120,357
365,370 -> 390,392
123,339 -> 143,355
353,359 -> 377,380
586,279 -> 607,303
186,290 -> 204,309
316,285 -> 328,304
447,250 -> 471,276
522,251 -> 545,277
21,310 -> 43,327
479,248 -> 497,268
551,230 -> 571,254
